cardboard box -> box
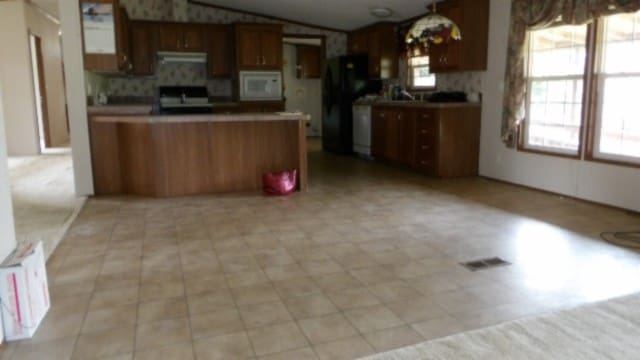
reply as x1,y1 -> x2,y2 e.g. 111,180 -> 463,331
0,241 -> 50,341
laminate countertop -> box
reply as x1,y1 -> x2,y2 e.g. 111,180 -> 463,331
372,101 -> 482,108
90,112 -> 310,123
87,104 -> 153,115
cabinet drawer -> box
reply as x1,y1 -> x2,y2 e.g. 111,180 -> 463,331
416,113 -> 437,135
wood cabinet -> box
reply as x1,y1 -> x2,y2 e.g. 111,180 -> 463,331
158,23 -> 205,52
130,21 -> 155,76
235,24 -> 283,70
348,23 -> 397,79
238,101 -> 285,113
82,1 -> 131,73
206,26 -> 232,78
372,107 -> 414,165
372,104 -> 481,177
429,0 -> 489,72
296,45 -> 322,79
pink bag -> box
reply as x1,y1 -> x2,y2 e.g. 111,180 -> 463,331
262,169 -> 298,196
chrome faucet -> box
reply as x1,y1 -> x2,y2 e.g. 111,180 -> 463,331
401,90 -> 415,101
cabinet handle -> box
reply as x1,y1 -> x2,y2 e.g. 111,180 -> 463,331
421,129 -> 427,134
262,56 -> 267,65
421,114 -> 430,119
422,145 -> 430,150
421,161 -> 428,165
380,114 -> 385,118
443,56 -> 448,64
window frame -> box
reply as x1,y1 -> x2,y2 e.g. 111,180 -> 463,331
519,12 -> 640,168
584,14 -> 640,168
406,56 -> 436,91
518,24 -> 590,159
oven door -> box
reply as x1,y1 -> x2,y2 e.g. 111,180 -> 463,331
239,71 -> 282,101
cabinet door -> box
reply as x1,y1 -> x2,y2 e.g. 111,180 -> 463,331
130,22 -> 155,75
158,24 -> 183,51
414,110 -> 438,174
183,25 -> 204,52
207,27 -> 231,78
116,6 -> 131,72
368,29 -> 381,78
371,108 -> 387,159
349,31 -> 368,54
236,28 -> 262,70
260,30 -> 283,69
397,110 -> 415,165
296,45 -> 322,79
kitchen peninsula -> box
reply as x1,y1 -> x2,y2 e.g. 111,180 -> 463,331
89,112 -> 309,197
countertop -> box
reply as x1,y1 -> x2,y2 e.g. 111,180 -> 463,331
87,104 -> 153,115
91,112 -> 310,123
368,101 -> 482,108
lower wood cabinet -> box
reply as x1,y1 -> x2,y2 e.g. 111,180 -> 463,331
238,101 -> 285,113
372,104 -> 481,177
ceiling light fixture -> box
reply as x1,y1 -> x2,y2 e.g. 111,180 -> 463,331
370,7 -> 393,19
405,0 -> 461,57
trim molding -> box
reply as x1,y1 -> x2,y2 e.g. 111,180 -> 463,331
479,175 -> 639,214
188,0 -> 347,33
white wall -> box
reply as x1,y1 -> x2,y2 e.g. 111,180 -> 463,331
0,1 -> 40,155
58,0 -> 94,196
0,82 -> 18,263
479,0 -> 640,212
283,44 -> 323,136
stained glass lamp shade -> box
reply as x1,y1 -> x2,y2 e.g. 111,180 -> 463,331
405,3 -> 462,57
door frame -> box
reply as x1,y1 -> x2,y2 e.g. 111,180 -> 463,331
282,34 -> 326,138
29,33 -> 52,151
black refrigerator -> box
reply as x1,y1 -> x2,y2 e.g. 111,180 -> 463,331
322,55 -> 381,154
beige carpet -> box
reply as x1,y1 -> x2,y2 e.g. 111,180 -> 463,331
361,293 -> 640,359
8,150 -> 85,259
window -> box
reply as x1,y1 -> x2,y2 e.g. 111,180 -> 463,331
408,56 -> 436,89
521,9 -> 640,166
592,11 -> 640,164
524,25 -> 588,155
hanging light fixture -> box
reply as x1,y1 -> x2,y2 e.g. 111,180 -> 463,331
405,0 -> 462,57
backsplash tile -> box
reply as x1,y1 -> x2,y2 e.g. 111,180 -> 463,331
437,72 -> 482,93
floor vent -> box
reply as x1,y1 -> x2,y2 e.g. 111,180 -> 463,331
461,257 -> 511,272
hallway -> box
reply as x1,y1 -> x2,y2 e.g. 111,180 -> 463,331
8,150 -> 84,259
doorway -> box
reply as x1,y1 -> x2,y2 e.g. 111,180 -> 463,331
282,35 -> 325,140
29,34 -> 52,153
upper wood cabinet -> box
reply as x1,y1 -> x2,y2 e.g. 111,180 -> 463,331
235,24 -> 283,70
348,23 -> 397,79
296,45 -> 322,79
82,1 -> 131,73
130,21 -> 155,76
206,26 -> 232,78
158,23 -> 205,52
429,0 -> 489,72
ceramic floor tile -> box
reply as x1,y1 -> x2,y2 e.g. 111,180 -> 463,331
133,342 -> 195,360
238,301 -> 293,329
190,308 -> 245,339
273,277 -> 322,299
247,321 -> 309,356
137,297 -> 189,323
257,347 -> 318,360
284,294 -> 340,319
297,313 -> 359,344
193,331 -> 255,360
231,283 -> 280,306
187,289 -> 235,315
82,304 -> 138,333
326,287 -> 381,311
410,315 -> 466,341
362,325 -> 424,352
344,305 -> 405,333
313,336 -> 375,360
135,318 -> 192,351
73,325 -> 135,359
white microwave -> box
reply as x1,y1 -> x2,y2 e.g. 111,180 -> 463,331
239,71 -> 283,101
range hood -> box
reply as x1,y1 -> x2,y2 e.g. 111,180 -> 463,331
157,51 -> 207,64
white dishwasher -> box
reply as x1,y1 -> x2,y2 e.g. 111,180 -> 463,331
352,104 -> 372,156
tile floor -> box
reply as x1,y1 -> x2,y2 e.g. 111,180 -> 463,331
2,145 -> 640,359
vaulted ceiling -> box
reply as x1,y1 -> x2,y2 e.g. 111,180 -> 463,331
30,0 -> 437,31
194,0 -> 435,31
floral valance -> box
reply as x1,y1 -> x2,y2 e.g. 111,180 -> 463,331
501,0 -> 640,147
